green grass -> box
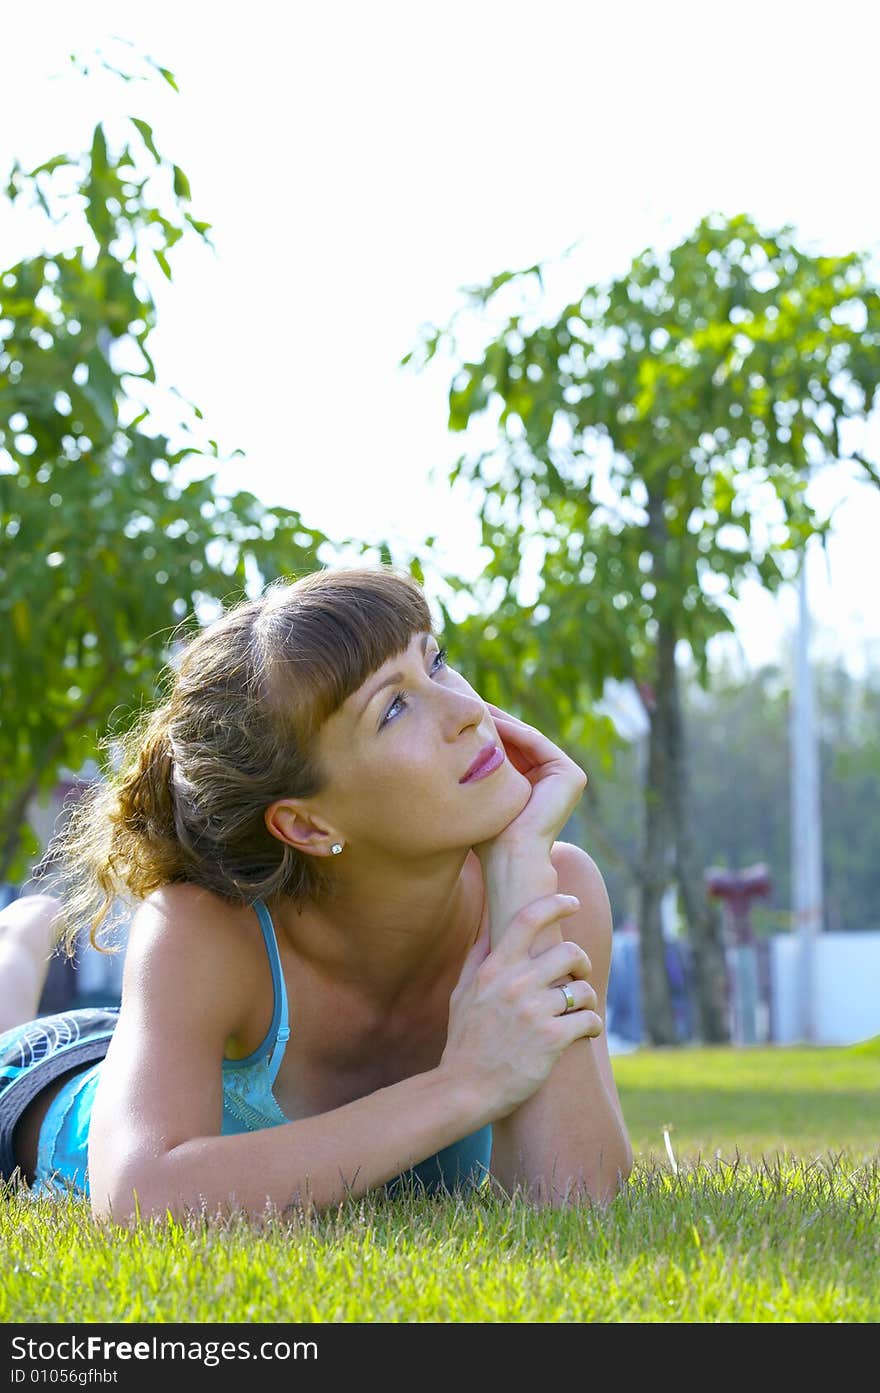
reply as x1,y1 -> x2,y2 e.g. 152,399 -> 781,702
613,1040 -> 880,1164
2,1043 -> 877,1323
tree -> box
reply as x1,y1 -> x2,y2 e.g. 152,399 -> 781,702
405,213 -> 880,1043
0,57 -> 333,882
579,649 -> 880,939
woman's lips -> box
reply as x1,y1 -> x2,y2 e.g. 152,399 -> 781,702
460,744 -> 505,783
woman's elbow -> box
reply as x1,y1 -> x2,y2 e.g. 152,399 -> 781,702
544,1142 -> 635,1210
90,1173 -> 155,1227
589,1133 -> 635,1206
618,1134 -> 634,1187
88,1151 -> 177,1227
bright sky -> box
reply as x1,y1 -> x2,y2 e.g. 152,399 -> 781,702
3,0 -> 879,680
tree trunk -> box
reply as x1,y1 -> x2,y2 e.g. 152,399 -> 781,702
639,621 -> 677,1045
668,657 -> 731,1042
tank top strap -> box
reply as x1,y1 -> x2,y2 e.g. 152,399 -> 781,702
251,898 -> 291,1083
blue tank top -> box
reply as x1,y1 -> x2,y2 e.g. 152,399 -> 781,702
34,898 -> 492,1198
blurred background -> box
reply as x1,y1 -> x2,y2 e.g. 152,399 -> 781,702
1,1 -> 878,1049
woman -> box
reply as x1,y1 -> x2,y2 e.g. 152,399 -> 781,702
1,565 -> 632,1221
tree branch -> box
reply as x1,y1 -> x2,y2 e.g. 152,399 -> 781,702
850,451 -> 880,489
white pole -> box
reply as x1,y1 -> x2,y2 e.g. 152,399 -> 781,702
790,545 -> 824,1041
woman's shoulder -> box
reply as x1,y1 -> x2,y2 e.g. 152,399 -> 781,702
133,882 -> 259,939
122,884 -> 268,1017
550,839 -> 607,891
550,840 -> 613,958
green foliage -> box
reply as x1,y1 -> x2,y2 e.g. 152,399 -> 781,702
0,61 -> 333,880
406,213 -> 880,693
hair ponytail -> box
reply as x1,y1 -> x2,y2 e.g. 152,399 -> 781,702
54,704 -> 190,956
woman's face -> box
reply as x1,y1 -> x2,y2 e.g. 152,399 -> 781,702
306,631 -> 533,858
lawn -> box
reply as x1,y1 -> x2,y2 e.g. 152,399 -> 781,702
2,1041 -> 877,1324
612,1035 -> 880,1164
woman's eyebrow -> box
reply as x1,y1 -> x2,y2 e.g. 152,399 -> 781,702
357,634 -> 431,720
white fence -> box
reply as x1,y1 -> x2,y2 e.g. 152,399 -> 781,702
610,928 -> 880,1048
768,931 -> 880,1045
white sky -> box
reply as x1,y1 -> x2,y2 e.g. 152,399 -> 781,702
3,0 -> 879,680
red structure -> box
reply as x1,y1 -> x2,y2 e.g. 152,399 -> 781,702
706,863 -> 773,1044
705,863 -> 773,944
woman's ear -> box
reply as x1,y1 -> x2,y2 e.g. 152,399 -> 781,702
265,802 -> 340,856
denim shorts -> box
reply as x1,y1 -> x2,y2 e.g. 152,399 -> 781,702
0,1007 -> 119,1185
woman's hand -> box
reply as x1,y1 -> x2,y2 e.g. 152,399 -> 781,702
479,702 -> 588,858
440,891 -> 603,1122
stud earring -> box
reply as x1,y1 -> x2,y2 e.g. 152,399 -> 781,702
330,843 -> 343,855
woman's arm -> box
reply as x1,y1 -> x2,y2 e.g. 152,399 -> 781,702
483,838 -> 633,1205
476,704 -> 633,1206
87,883 -> 595,1224
96,1064 -> 482,1224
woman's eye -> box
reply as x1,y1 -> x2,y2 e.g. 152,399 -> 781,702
381,648 -> 449,726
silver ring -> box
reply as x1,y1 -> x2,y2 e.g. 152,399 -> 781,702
558,983 -> 577,1014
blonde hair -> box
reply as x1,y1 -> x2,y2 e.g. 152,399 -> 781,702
54,564 -> 435,955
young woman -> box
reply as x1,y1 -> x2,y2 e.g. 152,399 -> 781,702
0,565 -> 632,1222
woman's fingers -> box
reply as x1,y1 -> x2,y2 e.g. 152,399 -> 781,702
534,937 -> 593,986
490,710 -> 554,754
485,701 -> 530,727
487,704 -> 559,753
488,704 -> 588,787
559,1001 -> 604,1038
493,893 -> 582,963
553,980 -> 600,1018
552,978 -> 600,1016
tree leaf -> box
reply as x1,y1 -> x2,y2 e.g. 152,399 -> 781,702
130,118 -> 160,163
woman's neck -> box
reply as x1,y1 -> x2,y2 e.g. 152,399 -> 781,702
274,849 -> 483,1007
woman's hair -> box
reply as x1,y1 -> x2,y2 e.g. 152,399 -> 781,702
54,564 -> 436,955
